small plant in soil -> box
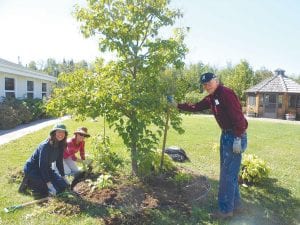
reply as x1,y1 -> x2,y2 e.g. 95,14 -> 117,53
85,174 -> 113,192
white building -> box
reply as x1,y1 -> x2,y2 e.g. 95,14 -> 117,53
0,58 -> 57,99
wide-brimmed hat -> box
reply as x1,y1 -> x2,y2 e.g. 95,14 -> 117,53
50,123 -> 68,136
74,127 -> 90,138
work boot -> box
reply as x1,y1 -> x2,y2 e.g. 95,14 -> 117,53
234,206 -> 245,214
210,211 -> 233,219
18,176 -> 29,193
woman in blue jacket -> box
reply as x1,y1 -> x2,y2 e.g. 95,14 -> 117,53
19,123 -> 69,198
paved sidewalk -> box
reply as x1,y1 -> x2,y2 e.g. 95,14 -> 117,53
0,116 -> 70,146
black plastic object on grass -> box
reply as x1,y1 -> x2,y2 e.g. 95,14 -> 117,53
164,146 -> 190,162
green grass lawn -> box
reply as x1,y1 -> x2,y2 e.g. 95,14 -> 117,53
0,115 -> 299,225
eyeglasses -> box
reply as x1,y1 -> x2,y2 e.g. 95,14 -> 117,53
78,133 -> 86,137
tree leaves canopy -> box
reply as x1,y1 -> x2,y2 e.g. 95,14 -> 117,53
48,0 -> 188,175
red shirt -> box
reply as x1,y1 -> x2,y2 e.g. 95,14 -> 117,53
178,85 -> 248,137
63,137 -> 85,161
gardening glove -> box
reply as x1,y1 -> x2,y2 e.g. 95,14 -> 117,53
82,159 -> 93,166
47,183 -> 57,196
76,158 -> 83,163
81,159 -> 90,171
62,176 -> 70,186
233,137 -> 242,154
167,95 -> 174,103
166,95 -> 177,107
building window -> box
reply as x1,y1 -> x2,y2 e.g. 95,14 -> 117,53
248,95 -> 256,106
27,81 -> 34,99
42,83 -> 47,98
5,78 -> 15,98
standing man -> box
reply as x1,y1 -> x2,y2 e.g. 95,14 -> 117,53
174,72 -> 248,219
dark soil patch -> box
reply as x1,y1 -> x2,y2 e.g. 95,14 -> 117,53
71,169 -> 210,224
9,167 -> 210,223
74,182 -> 118,205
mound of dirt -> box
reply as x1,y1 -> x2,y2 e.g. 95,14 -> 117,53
71,169 -> 210,224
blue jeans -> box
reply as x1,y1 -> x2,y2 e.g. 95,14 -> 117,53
218,131 -> 247,213
26,169 -> 68,197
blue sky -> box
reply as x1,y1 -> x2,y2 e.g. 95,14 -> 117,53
0,0 -> 299,76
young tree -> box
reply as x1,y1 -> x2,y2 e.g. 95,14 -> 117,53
47,0 -> 187,175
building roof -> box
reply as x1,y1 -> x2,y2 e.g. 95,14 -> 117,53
0,58 -> 57,82
245,69 -> 300,94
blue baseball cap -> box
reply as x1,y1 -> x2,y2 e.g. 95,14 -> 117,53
200,72 -> 216,84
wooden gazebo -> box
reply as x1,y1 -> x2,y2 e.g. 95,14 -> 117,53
245,69 -> 300,120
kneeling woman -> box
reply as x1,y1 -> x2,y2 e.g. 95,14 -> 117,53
63,127 -> 90,176
21,124 -> 69,198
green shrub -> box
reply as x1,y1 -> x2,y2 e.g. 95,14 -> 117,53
91,135 -> 124,174
239,154 -> 270,184
0,104 -> 20,129
1,98 -> 32,125
14,100 -> 32,123
0,98 -> 49,129
23,98 -> 49,120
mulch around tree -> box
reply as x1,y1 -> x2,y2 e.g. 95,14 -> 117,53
70,169 -> 211,225
9,167 -> 210,224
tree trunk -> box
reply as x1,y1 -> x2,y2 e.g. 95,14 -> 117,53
131,141 -> 138,176
130,111 -> 138,176
160,108 -> 170,171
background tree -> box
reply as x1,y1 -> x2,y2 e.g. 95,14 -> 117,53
47,0 -> 187,175
253,67 -> 273,84
182,62 -> 217,93
221,60 -> 254,103
58,58 -> 75,73
28,61 -> 38,70
43,58 -> 59,76
75,60 -> 89,70
294,75 -> 300,84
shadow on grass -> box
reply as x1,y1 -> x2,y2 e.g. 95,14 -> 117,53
123,177 -> 300,225
239,178 -> 300,225
55,191 -> 112,220
117,175 -> 220,225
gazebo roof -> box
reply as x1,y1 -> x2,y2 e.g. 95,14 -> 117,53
245,70 -> 300,94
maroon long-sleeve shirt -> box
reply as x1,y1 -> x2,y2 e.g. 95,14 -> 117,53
178,85 -> 248,137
